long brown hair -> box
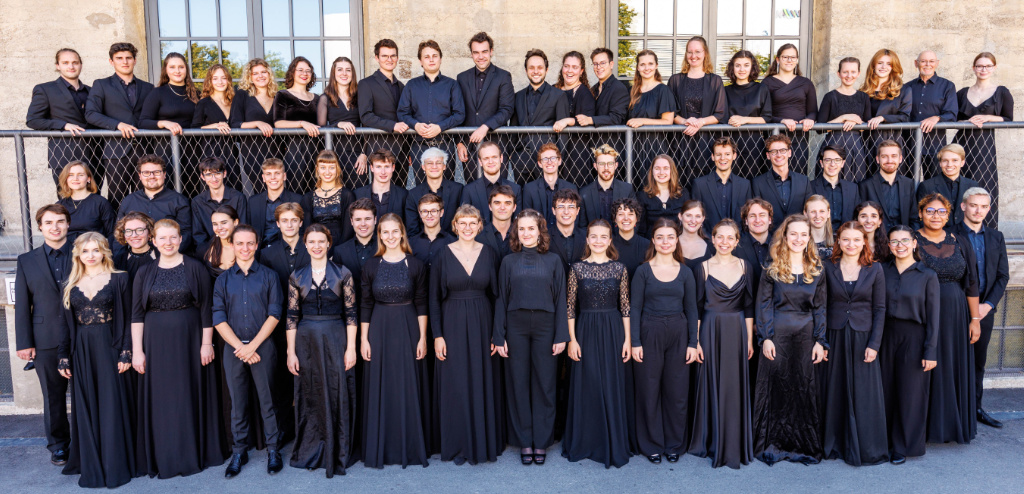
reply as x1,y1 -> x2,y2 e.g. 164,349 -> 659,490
158,52 -> 199,102
581,219 -> 619,261
766,214 -> 822,283
830,221 -> 874,266
509,209 -> 551,254
642,154 -> 684,199
860,49 -> 904,100
200,63 -> 235,107
679,199 -> 708,239
324,57 -> 359,107
374,213 -> 413,256
643,218 -> 685,263
555,51 -> 594,97
285,56 -> 316,90
629,49 -> 662,110
57,161 -> 99,198
203,205 -> 239,267
63,232 -> 121,308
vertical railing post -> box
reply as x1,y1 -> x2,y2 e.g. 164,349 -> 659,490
913,127 -> 924,186
14,134 -> 33,252
625,127 -> 634,184
171,133 -> 183,193
324,130 -> 334,151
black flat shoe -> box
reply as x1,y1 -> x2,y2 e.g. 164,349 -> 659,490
50,448 -> 68,466
533,452 -> 546,465
890,453 -> 906,465
225,452 -> 249,478
267,449 -> 283,474
666,454 -> 679,463
978,409 -> 1004,429
646,454 -> 662,464
520,451 -> 534,465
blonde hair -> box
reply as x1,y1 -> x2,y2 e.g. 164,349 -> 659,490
681,36 -> 714,74
238,58 -> 279,98
592,143 -> 619,160
314,150 -> 343,189
450,204 -> 483,235
937,143 -> 966,161
63,232 -> 121,308
200,63 -> 235,107
803,195 -> 834,248
766,215 -> 822,284
374,213 -> 413,256
57,161 -> 99,198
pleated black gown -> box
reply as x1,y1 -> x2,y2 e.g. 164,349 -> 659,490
429,245 -> 502,465
688,261 -> 755,469
561,261 -> 632,468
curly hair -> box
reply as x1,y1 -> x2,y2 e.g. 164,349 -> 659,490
766,214 -> 822,284
114,211 -> 154,246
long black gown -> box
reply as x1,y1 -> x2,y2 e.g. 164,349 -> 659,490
59,273 -> 135,488
688,261 -> 755,469
287,263 -> 359,476
429,245 -> 502,465
953,86 -> 1013,227
917,232 -> 979,444
753,271 -> 827,465
562,261 -> 631,468
360,255 -> 430,468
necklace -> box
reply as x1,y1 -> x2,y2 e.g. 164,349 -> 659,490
312,265 -> 326,276
320,185 -> 337,195
168,84 -> 187,98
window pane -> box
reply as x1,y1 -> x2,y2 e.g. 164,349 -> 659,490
619,0 -> 644,36
161,40 -> 188,60
647,40 -> 674,77
717,0 -> 742,35
191,40 -> 220,80
674,39 -> 686,73
745,0 -> 772,36
716,39 -> 743,76
158,0 -> 187,37
221,41 -> 249,78
676,0 -> 702,35
745,39 -> 773,77
775,0 -> 801,36
189,0 -> 218,37
617,40 -> 643,77
262,0 -> 290,37
293,0 -> 321,37
325,40 -> 353,69
294,40 -> 323,78
263,40 -> 292,79
647,0 -> 673,36
220,0 -> 248,37
323,0 -> 351,37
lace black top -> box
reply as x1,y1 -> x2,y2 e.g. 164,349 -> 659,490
682,76 -> 703,119
72,284 -> 114,326
915,232 -> 979,296
359,255 -> 430,324
287,267 -> 358,331
149,263 -> 195,311
59,273 -> 134,368
309,188 -> 354,243
567,261 -> 630,318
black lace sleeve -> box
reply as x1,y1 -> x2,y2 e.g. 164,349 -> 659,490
342,268 -> 358,328
567,264 -> 579,320
618,263 -> 630,318
287,273 -> 301,332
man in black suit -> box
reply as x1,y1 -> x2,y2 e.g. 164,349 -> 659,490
116,155 -> 193,253
456,32 -> 515,183
583,48 -> 629,128
14,204 -> 73,466
478,185 -> 517,263
732,198 -> 773,400
751,134 -> 811,229
248,158 -> 301,248
916,143 -> 978,228
26,48 -> 95,186
691,137 -> 752,233
510,49 -> 573,183
330,198 -> 378,313
954,187 -> 1009,429
858,139 -> 920,230
405,147 -> 463,236
548,188 -> 588,275
578,143 -> 635,226
192,156 -> 249,256
460,141 -> 521,223
811,145 -> 861,230
355,148 -> 408,218
357,39 -> 409,186
84,42 -> 154,209
523,143 -> 578,228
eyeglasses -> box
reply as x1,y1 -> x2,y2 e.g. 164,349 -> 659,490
779,56 -> 799,61
378,55 -> 398,60
767,148 -> 790,156
295,68 -> 313,74
888,238 -> 914,246
202,170 -> 224,177
139,170 -> 164,177
924,207 -> 949,216
593,60 -> 610,67
595,161 -> 617,168
539,156 -> 560,164
419,209 -> 441,216
974,65 -> 995,71
124,227 -> 149,237
821,158 -> 844,165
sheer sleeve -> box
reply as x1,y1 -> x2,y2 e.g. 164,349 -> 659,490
286,273 -> 301,332
566,264 -> 578,320
316,96 -> 330,127
341,269 -> 357,327
812,274 -> 829,350
618,263 -> 630,318
755,270 -> 776,343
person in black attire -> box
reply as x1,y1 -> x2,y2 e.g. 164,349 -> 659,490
510,49 -> 573,184
302,150 -> 356,245
955,187 -> 1009,429
356,148 -> 408,219
358,39 -> 409,187
231,58 -> 280,193
249,158 -> 302,247
861,49 -> 913,157
578,144 -> 636,227
522,143 -> 579,228
585,48 -> 630,176
493,209 -> 569,466
192,156 -> 249,256
213,225 -> 285,477
626,50 -> 677,188
113,211 -> 158,280
762,44 -> 817,175
811,146 -> 862,230
409,193 -> 453,266
479,185 -> 517,263
318,56 -> 369,190
611,198 -> 650,281
456,32 -> 515,183
668,36 -> 727,181
817,57 -> 872,182
905,51 -> 958,178
273,56 -> 322,193
553,50 -> 598,187
56,161 -> 115,242
678,200 -> 716,272
916,144 -> 978,228
858,139 -> 920,230
461,141 -> 522,223
85,42 -> 154,209
855,201 -> 890,263
139,52 -> 201,197
723,50 -> 773,179
191,64 -> 240,189
691,137 -> 752,233
637,154 -> 688,237
733,198 -> 773,397
751,134 -> 812,229
548,189 -> 588,281
116,155 -> 193,253
14,205 -> 73,466
330,198 -> 377,307
405,147 -> 464,236
26,48 -> 96,185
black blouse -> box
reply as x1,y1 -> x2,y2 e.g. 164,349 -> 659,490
317,93 -> 361,127
817,90 -> 871,123
627,83 -> 677,120
139,84 -> 197,130
612,233 -> 651,281
763,75 -> 818,122
638,191 -> 689,237
563,85 -> 597,123
881,261 -> 940,360
58,193 -> 116,239
667,73 -> 727,121
272,90 -> 319,124
191,96 -> 232,127
724,81 -> 773,121
956,85 -> 1014,121
493,247 -> 569,346
868,90 -> 912,122
629,262 -> 699,348
229,90 -> 274,127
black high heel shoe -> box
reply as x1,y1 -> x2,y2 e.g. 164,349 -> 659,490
534,450 -> 546,465
520,448 -> 534,465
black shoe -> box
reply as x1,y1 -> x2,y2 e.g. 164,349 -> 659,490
978,409 -> 1004,429
890,453 -> 906,465
267,449 -> 283,474
520,449 -> 534,465
533,451 -> 546,465
225,452 -> 249,478
646,454 -> 662,464
666,454 -> 680,463
50,448 -> 68,466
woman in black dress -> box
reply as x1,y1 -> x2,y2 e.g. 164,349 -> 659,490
804,195 -> 834,260
678,199 -> 714,272
861,49 -> 912,157
139,52 -> 200,197
881,225 -> 939,464
630,218 -> 699,464
493,209 -> 569,466
763,44 -> 817,174
113,212 -> 157,280
191,64 -> 239,188
754,214 -> 827,465
430,205 -> 503,465
232,58 -> 280,193
554,51 -> 598,187
637,155 -> 688,237
817,57 -> 872,182
855,201 -> 889,262
317,56 -> 368,190
562,220 -> 631,468
286,224 -> 358,476
688,219 -> 755,469
302,150 -> 355,245
915,193 -> 981,444
668,36 -> 726,182
273,56 -> 322,193
132,219 -> 227,478
724,50 -> 773,178
360,213 -> 430,468
201,204 -> 239,279
56,161 -> 115,242
954,52 -> 1013,226
58,233 -> 135,488
626,50 -> 676,188
821,222 -> 888,466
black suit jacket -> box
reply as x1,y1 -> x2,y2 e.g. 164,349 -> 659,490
578,180 -> 635,226
85,74 -> 154,159
523,178 -> 578,227
357,70 -> 405,132
810,175 -> 861,225
461,177 -> 522,223
824,261 -> 886,351
457,64 -> 515,131
258,240 -> 311,295
751,170 -> 812,227
591,78 -> 630,127
404,180 -> 464,236
953,222 -> 1009,310
248,189 -> 302,244
690,173 -> 752,232
355,184 -> 408,218
916,175 -> 979,227
27,78 -> 95,171
511,83 -> 570,157
14,246 -> 72,350
858,173 -> 920,229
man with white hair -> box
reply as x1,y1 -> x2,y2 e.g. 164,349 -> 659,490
405,147 -> 464,236
904,50 -> 959,177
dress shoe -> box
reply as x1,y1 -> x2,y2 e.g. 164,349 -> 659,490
977,409 -> 1004,429
225,451 -> 249,478
890,453 -> 906,465
50,448 -> 68,466
533,450 -> 546,465
646,454 -> 662,464
267,449 -> 283,474
666,454 -> 680,463
520,449 -> 534,465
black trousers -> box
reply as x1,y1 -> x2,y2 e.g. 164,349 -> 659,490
633,313 -> 691,456
504,309 -> 558,449
975,311 -> 996,406
880,319 -> 930,458
33,347 -> 71,452
223,339 -> 280,453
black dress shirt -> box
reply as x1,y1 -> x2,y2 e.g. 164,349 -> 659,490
117,187 -> 193,252
461,176 -> 521,223
691,172 -> 753,231
523,178 -> 578,228
771,169 -> 793,210
953,222 -> 1009,310
965,226 -> 987,292
44,241 -> 72,285
817,177 -> 844,226
549,227 -> 588,274
397,73 -> 466,137
904,75 -> 958,122
457,63 -> 515,131
63,78 -> 90,114
858,173 -> 920,229
409,230 -> 453,267
212,261 -> 283,342
404,179 -> 464,236
478,224 -> 512,263
882,261 -> 940,360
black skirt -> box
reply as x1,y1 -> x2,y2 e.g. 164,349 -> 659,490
821,324 -> 889,465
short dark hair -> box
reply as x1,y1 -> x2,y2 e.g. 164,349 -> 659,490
713,136 -> 737,154
553,188 -> 581,206
368,148 -> 396,165
230,224 -> 258,243
108,42 -> 138,59
764,134 -> 792,152
489,184 -> 516,203
136,154 -> 166,171
418,192 -> 444,210
35,204 -> 70,227
374,39 -> 398,57
55,48 -> 81,64
418,40 -> 442,59
349,197 -> 377,219
468,32 -> 494,51
590,47 -> 614,62
198,156 -> 226,174
611,197 -> 643,222
524,49 -> 548,69
821,145 -> 848,160
303,223 -> 333,247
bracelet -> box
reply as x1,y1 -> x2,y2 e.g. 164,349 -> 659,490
202,343 -> 214,346
971,317 -> 981,320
